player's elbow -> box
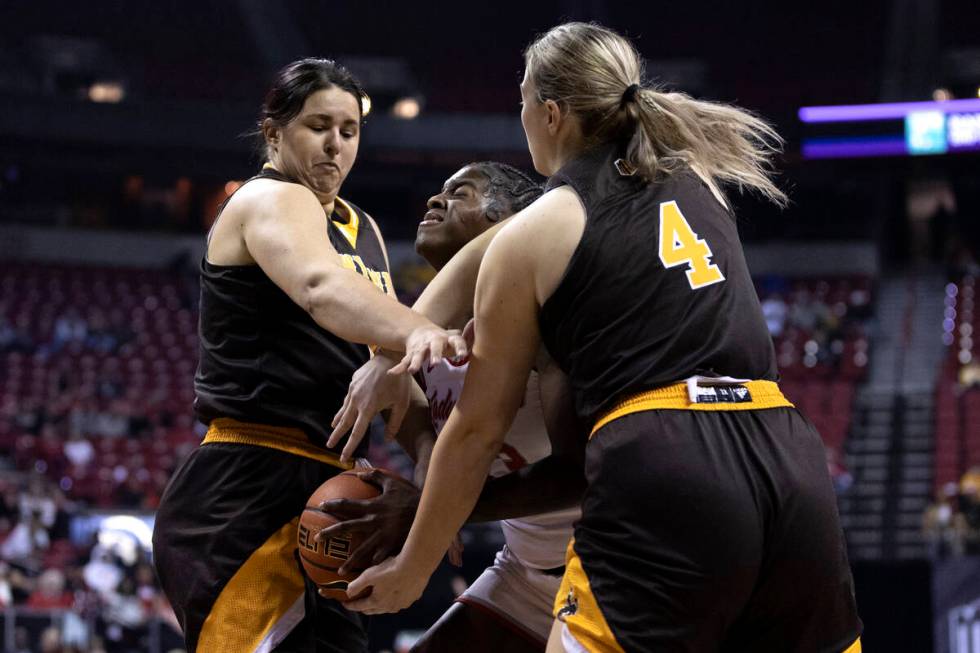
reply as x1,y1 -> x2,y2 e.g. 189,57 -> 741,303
299,268 -> 343,321
453,416 -> 511,458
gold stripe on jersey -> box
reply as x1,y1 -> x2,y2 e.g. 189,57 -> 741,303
339,253 -> 395,296
553,539 -> 626,653
197,518 -> 304,652
591,380 -> 793,437
203,418 -> 352,469
333,197 -> 360,249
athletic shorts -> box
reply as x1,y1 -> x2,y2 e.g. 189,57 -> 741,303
457,545 -> 564,646
554,381 -> 863,653
152,418 -> 368,653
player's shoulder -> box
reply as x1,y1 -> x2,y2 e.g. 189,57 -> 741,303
485,186 -> 586,305
512,185 -> 584,226
224,176 -> 321,223
494,186 -> 585,252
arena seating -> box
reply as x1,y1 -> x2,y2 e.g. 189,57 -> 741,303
935,276 -> 980,489
0,262 -> 200,509
757,276 -> 873,454
0,263 -> 875,511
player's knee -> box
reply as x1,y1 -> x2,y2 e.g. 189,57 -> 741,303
409,603 -> 473,653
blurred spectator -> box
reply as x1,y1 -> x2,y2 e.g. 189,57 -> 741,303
97,361 -> 125,400
69,398 -> 102,437
788,289 -> 819,331
922,483 -> 969,558
848,287 -> 873,321
84,546 -> 123,596
39,626 -> 63,653
114,476 -> 147,510
0,561 -> 14,607
825,447 -> 853,494
15,398 -> 46,435
48,489 -> 74,542
94,402 -> 130,438
1,512 -> 50,566
102,576 -> 148,650
20,475 -> 57,529
167,249 -> 201,311
0,560 -> 33,604
960,467 -> 980,555
0,314 -> 34,353
761,294 -> 788,337
0,482 -> 20,532
64,432 -> 95,469
135,563 -> 158,611
51,308 -> 88,350
923,483 -> 968,558
86,309 -> 122,353
27,569 -> 74,609
958,361 -> 980,389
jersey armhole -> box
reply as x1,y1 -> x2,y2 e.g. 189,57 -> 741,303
537,182 -> 590,312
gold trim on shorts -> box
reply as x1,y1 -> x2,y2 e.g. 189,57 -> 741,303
204,417 -> 352,470
591,380 -> 793,437
554,538 -> 862,653
553,538 -> 625,653
197,518 -> 304,652
843,636 -> 862,653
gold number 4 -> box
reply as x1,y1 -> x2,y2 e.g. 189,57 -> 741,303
658,201 -> 725,290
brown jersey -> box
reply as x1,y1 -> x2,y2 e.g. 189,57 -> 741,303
194,168 -> 393,451
538,142 -> 777,420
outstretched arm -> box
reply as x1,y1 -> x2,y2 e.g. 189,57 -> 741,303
343,192 -> 572,613
242,181 -> 464,357
327,219 -> 507,450
470,356 -> 587,521
413,220 -> 508,329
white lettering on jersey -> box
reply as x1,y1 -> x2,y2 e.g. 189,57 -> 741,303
422,357 -> 548,476
420,358 -> 578,569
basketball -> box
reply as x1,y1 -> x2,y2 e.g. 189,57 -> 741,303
297,469 -> 381,600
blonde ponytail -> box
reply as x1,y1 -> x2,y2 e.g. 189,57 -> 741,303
525,22 -> 788,207
628,88 -> 787,206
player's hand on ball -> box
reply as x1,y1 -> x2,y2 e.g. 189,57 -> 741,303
328,353 -> 411,461
389,325 -> 467,376
343,554 -> 426,615
315,468 -> 421,576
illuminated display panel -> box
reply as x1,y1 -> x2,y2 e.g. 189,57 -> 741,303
799,99 -> 980,159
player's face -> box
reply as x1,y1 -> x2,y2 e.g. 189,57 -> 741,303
270,86 -> 361,204
520,69 -> 552,176
415,166 -> 496,270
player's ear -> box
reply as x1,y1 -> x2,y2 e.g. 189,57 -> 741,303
544,99 -> 562,135
262,118 -> 281,150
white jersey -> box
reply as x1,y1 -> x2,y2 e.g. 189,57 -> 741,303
420,358 -> 578,570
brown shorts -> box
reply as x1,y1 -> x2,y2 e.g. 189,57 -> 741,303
152,419 -> 366,653
556,382 -> 863,652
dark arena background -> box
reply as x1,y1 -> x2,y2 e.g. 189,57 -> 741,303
1,1 -> 979,651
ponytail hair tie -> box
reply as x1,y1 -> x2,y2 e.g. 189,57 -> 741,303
620,83 -> 640,108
